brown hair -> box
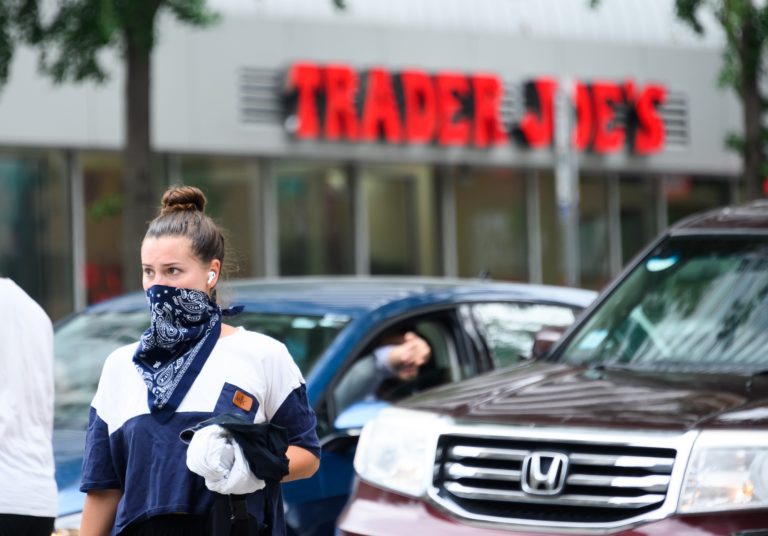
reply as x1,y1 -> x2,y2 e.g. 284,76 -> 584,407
144,185 -> 226,298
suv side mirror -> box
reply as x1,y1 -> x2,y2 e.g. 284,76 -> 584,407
322,400 -> 390,453
531,327 -> 566,359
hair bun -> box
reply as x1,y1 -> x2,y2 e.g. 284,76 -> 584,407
160,186 -> 207,216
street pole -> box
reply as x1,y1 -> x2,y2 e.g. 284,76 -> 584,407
554,78 -> 580,287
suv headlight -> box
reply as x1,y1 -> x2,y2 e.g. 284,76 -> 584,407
353,407 -> 445,497
679,430 -> 768,513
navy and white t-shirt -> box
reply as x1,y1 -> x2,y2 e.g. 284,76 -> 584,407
81,327 -> 320,535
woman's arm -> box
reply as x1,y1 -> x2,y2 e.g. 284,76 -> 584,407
79,489 -> 122,536
282,445 -> 320,482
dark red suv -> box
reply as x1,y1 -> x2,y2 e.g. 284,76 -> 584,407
338,200 -> 768,535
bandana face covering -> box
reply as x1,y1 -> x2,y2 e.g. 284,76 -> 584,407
133,284 -> 240,422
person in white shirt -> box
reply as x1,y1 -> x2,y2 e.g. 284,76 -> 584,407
0,278 -> 57,536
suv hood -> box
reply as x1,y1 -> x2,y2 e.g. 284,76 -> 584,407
401,362 -> 768,430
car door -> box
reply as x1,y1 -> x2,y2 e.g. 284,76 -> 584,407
283,306 -> 477,536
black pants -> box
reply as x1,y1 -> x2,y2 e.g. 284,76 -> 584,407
0,514 -> 54,536
120,513 -> 266,536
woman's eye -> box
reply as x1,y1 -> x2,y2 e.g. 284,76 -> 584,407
168,267 -> 180,275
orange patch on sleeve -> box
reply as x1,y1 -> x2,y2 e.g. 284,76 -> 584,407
232,390 -> 253,412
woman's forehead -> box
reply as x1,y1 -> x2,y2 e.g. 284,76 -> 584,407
141,235 -> 195,262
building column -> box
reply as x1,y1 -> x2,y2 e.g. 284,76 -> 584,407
438,165 -> 458,278
260,159 -> 279,278
351,163 -> 370,275
656,176 -> 668,233
526,169 -> 542,284
69,150 -> 87,311
608,174 -> 623,277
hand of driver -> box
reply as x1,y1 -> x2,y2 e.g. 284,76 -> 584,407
387,332 -> 431,381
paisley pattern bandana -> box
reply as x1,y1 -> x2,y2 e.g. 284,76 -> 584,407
133,284 -> 241,421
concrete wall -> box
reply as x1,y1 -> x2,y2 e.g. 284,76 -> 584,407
0,7 -> 742,176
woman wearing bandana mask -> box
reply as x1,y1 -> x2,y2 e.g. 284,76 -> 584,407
79,186 -> 320,536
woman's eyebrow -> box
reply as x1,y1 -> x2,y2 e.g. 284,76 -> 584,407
142,261 -> 184,268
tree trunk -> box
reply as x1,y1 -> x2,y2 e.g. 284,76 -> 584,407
121,38 -> 156,291
741,77 -> 762,199
739,14 -> 764,200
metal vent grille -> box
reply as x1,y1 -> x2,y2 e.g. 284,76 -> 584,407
659,91 -> 689,149
239,67 -> 283,125
499,79 -> 524,128
434,435 -> 676,524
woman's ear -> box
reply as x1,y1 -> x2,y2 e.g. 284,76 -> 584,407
207,259 -> 222,287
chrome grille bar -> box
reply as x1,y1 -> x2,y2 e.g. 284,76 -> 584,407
568,453 -> 674,471
445,482 -> 666,509
566,474 -> 671,492
445,462 -> 521,482
448,445 -> 528,461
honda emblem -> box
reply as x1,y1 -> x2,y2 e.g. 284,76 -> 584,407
521,452 -> 569,496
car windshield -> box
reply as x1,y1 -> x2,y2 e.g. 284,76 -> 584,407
558,235 -> 768,374
54,310 -> 349,429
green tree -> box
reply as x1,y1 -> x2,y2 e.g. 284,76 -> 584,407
592,0 -> 767,200
0,1 -> 43,86
674,0 -> 767,200
32,0 -> 218,291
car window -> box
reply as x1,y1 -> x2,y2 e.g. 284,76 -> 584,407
331,316 -> 459,417
471,302 -> 577,367
54,311 -> 149,429
234,312 -> 349,374
54,310 -> 349,430
559,236 -> 768,372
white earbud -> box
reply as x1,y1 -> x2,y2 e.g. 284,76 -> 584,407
208,271 -> 216,284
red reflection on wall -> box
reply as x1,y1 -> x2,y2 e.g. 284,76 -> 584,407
85,263 -> 122,304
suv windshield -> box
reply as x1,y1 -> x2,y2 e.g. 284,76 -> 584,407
559,235 -> 768,373
54,310 -> 349,429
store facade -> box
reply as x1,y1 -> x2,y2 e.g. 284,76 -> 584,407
0,1 -> 742,319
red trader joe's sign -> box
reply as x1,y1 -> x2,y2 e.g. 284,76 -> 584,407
284,62 -> 667,155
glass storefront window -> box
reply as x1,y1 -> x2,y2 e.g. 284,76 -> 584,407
620,176 -> 659,265
362,164 -> 440,276
82,152 -> 123,304
664,175 -> 733,225
0,150 -> 72,320
579,175 -> 611,289
454,167 -> 527,281
539,171 -> 564,285
180,156 -> 261,278
275,161 -> 354,275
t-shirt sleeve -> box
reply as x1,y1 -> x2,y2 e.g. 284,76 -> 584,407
271,384 -> 320,458
80,407 -> 121,491
80,354 -> 123,492
264,344 -> 320,458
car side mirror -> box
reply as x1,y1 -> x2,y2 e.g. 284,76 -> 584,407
531,327 -> 567,359
322,400 -> 390,453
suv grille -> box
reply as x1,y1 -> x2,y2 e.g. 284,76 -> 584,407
434,435 -> 676,524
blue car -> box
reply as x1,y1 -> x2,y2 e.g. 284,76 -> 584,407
52,277 -> 596,535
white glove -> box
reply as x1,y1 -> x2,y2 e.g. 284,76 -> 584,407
186,424 -> 266,495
